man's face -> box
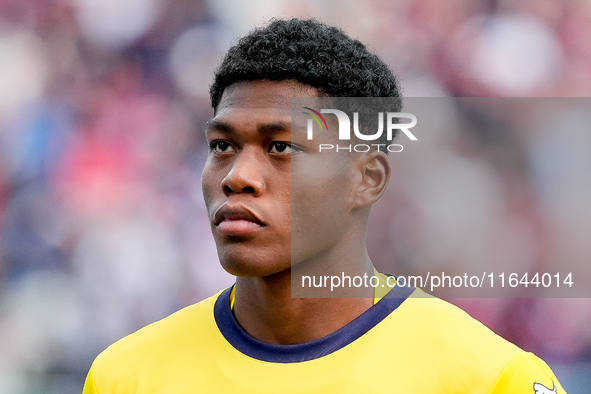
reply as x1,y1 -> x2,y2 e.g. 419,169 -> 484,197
202,80 -> 357,278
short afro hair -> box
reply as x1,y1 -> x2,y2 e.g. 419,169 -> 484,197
209,18 -> 401,110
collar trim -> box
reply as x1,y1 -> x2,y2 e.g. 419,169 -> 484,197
214,283 -> 415,363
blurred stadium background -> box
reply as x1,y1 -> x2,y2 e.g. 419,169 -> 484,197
0,0 -> 590,392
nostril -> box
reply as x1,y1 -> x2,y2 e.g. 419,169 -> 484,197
223,185 -> 257,194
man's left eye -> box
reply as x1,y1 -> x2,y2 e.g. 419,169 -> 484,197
269,141 -> 294,154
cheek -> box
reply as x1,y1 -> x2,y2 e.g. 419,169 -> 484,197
292,179 -> 349,231
201,161 -> 222,208
291,152 -> 354,212
290,156 -> 354,260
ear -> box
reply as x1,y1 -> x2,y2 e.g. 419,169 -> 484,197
352,151 -> 391,209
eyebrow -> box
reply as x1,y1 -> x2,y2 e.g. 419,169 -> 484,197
206,119 -> 292,135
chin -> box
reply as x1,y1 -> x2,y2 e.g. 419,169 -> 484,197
219,253 -> 291,279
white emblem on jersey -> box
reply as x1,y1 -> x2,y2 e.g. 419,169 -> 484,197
533,382 -> 557,394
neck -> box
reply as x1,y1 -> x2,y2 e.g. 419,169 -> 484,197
233,247 -> 375,345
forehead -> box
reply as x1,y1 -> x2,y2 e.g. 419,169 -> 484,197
215,80 -> 321,116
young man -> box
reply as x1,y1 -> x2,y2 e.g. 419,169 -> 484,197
83,19 -> 566,393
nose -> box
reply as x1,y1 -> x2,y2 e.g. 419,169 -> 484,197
221,148 -> 265,197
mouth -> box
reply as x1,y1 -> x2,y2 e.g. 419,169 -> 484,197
213,205 -> 266,237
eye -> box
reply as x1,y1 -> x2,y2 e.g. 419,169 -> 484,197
269,141 -> 295,154
210,140 -> 236,154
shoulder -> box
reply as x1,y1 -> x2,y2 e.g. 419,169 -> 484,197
372,289 -> 520,387
100,290 -> 221,356
376,289 -> 565,392
394,289 -> 520,355
86,290 -> 225,392
488,351 -> 567,393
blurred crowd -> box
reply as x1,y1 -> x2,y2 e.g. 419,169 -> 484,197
0,0 -> 590,392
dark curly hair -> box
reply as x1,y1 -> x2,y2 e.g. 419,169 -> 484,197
209,18 -> 401,110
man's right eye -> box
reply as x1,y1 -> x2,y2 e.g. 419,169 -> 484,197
210,141 -> 236,153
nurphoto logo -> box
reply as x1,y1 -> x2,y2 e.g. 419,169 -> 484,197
303,107 -> 418,152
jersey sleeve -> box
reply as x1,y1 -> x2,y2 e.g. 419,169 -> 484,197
488,351 -> 566,394
82,363 -> 99,394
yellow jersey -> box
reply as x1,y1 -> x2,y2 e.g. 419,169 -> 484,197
83,280 -> 565,393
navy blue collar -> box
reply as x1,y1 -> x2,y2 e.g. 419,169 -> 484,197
214,283 -> 415,363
